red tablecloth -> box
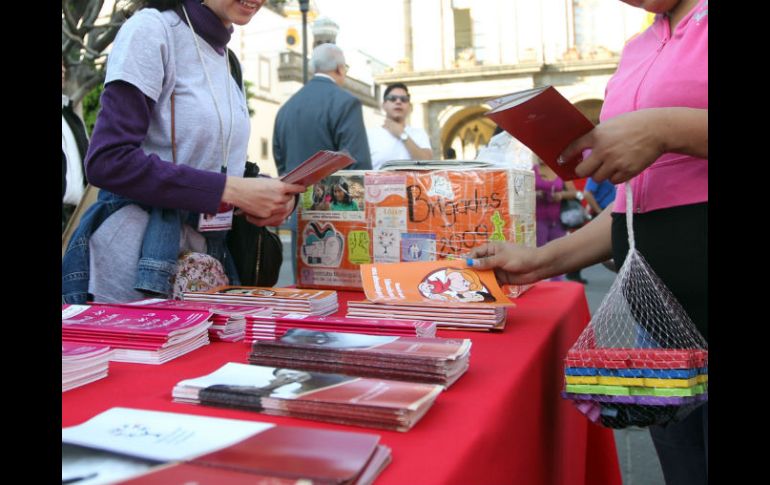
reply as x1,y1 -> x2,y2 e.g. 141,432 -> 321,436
62,282 -> 621,485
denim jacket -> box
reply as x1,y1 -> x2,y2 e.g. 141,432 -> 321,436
62,189 -> 239,304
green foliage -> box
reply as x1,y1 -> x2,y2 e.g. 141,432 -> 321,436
81,83 -> 104,136
243,79 -> 257,117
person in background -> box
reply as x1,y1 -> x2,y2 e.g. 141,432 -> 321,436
62,0 -> 305,304
469,1 -> 707,483
533,157 -> 581,281
62,60 -> 89,233
367,83 -> 433,169
273,43 -> 372,277
584,176 -> 617,217
580,175 -> 619,272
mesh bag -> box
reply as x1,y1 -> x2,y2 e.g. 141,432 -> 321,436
563,185 -> 708,429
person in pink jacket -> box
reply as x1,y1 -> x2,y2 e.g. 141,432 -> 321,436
469,1 -> 708,484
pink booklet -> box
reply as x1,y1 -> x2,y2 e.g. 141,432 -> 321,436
247,313 -> 437,338
281,150 -> 356,186
62,342 -> 112,359
62,304 -> 212,338
118,298 -> 271,317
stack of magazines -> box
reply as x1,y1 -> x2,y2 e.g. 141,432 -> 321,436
63,407 -> 390,485
62,304 -> 212,364
62,342 -> 113,392
249,329 -> 470,388
172,362 -> 443,431
346,300 -> 508,330
347,260 -> 514,330
122,298 -> 271,342
183,286 -> 339,316
244,313 -> 436,343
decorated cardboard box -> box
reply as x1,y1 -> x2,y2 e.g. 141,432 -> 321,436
295,164 -> 536,292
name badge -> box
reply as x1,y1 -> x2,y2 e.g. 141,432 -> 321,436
198,202 -> 234,232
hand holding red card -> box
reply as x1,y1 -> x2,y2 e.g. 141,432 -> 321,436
485,85 -> 595,181
281,150 -> 356,186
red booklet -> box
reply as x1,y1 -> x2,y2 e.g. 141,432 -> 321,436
281,150 -> 356,186
485,85 -> 595,180
114,462 -> 308,485
245,313 -> 437,341
63,407 -> 390,485
61,304 -> 212,339
119,298 -> 271,317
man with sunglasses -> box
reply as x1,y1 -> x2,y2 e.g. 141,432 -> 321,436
368,83 -> 433,170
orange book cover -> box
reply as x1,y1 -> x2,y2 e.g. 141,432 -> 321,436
485,85 -> 594,181
359,260 -> 513,307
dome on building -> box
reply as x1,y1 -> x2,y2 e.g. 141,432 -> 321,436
312,16 -> 339,46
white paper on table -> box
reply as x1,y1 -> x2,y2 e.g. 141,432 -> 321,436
61,407 -> 274,462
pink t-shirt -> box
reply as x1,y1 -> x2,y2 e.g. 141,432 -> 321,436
605,0 -> 708,214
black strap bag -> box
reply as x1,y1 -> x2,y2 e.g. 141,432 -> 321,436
226,161 -> 284,286
225,50 -> 283,286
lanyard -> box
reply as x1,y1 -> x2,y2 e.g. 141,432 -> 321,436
181,4 -> 233,174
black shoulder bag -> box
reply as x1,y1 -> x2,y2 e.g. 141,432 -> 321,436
224,49 -> 283,286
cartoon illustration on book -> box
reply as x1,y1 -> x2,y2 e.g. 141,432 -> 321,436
302,222 -> 345,267
417,267 -> 497,303
360,259 -> 513,306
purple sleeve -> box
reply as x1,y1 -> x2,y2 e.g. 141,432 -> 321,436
84,81 -> 226,214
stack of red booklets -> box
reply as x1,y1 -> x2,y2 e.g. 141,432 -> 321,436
244,313 -> 436,343
61,304 -> 212,364
121,298 -> 272,342
63,407 -> 390,485
281,150 -> 356,186
173,362 -> 443,431
183,286 -> 339,316
349,260 -> 515,330
62,342 -> 113,392
249,329 -> 471,388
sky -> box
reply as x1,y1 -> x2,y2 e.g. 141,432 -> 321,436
313,0 -> 405,66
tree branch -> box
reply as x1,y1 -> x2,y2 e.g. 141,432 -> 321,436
71,74 -> 104,107
81,0 -> 105,36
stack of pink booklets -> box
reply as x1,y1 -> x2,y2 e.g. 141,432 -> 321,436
122,299 -> 272,342
183,286 -> 339,316
61,304 -> 213,364
62,342 -> 113,392
244,313 -> 436,344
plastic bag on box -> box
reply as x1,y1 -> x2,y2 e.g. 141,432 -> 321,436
475,131 -> 534,171
563,184 -> 708,429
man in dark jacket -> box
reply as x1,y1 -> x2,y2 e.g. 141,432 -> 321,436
273,43 -> 371,176
273,43 -> 372,278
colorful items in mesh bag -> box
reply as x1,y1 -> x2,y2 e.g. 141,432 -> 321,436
562,348 -> 708,428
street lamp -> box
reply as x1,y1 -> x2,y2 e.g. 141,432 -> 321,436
299,0 -> 309,84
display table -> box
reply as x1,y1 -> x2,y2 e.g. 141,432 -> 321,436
62,282 -> 621,485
